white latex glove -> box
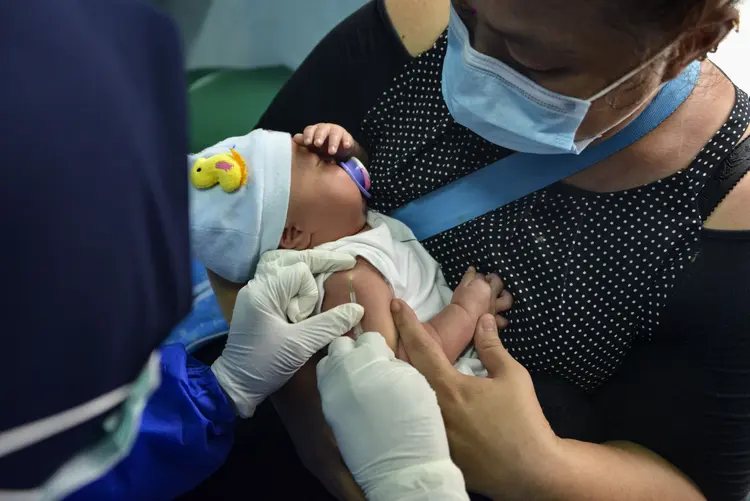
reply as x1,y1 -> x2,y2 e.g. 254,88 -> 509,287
317,332 -> 470,501
212,249 -> 365,418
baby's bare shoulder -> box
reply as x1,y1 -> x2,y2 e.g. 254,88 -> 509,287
322,258 -> 398,349
323,257 -> 390,308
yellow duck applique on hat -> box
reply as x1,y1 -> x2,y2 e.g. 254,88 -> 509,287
190,148 -> 250,192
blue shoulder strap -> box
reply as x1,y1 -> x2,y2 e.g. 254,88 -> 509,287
390,62 -> 701,241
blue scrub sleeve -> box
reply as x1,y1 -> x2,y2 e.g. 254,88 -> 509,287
67,344 -> 236,501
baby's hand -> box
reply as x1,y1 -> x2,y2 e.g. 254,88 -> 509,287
452,267 -> 513,329
294,123 -> 356,160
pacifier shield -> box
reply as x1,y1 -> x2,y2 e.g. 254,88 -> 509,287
339,158 -> 372,199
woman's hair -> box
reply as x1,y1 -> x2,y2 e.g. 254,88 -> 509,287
612,0 -> 740,45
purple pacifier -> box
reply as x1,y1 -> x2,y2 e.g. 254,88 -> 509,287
339,158 -> 372,199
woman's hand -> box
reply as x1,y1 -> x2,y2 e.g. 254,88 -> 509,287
392,300 -> 705,501
272,356 -> 366,501
210,249 -> 365,418
391,299 -> 560,499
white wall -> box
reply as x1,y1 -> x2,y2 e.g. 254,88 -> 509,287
710,1 -> 750,91
155,0 -> 368,70
158,0 -> 748,90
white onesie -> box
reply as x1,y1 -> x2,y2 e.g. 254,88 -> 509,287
315,211 -> 486,377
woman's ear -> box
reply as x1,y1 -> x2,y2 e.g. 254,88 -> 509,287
279,225 -> 311,250
662,7 -> 739,82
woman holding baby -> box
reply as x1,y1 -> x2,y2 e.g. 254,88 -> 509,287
241,0 -> 750,499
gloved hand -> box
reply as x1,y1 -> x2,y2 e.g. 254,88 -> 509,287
317,332 -> 470,501
212,249 -> 365,418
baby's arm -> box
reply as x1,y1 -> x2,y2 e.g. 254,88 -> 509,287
322,258 -> 399,350
322,262 -> 504,364
424,269 -> 505,362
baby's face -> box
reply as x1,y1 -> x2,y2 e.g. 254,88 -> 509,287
283,141 -> 367,249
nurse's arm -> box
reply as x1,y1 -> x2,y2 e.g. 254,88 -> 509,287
66,344 -> 236,501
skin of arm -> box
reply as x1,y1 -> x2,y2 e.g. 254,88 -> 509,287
390,300 -> 706,501
206,269 -> 243,324
322,258 -> 482,363
537,126 -> 750,501
526,439 -> 705,501
384,0 -> 450,56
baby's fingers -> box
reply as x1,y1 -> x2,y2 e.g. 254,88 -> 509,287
327,127 -> 345,155
496,314 -> 509,330
302,125 -> 319,146
313,124 -> 333,147
341,131 -> 353,151
495,290 -> 513,313
457,266 -> 477,289
293,133 -> 306,145
487,273 -> 504,299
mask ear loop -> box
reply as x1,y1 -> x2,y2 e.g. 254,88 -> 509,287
580,46 -> 677,141
587,43 -> 675,103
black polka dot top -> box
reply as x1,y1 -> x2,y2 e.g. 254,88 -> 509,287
361,33 -> 750,391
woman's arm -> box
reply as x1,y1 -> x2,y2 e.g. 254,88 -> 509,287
390,300 -> 708,501
534,439 -> 703,501
593,229 -> 750,501
67,344 -> 236,501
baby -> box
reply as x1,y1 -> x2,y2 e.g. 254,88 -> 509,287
189,126 -> 507,371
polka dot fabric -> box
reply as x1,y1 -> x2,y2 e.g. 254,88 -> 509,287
362,34 -> 750,391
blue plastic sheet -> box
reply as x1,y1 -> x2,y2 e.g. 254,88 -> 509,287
164,259 -> 229,352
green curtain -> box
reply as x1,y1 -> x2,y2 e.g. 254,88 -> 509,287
187,67 -> 292,152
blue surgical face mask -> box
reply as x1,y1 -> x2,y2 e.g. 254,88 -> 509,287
442,7 -> 669,155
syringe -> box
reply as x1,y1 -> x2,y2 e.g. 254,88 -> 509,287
348,273 -> 364,339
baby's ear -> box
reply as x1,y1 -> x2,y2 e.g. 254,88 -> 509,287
279,226 -> 310,250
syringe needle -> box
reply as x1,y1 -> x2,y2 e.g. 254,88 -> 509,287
348,272 -> 364,339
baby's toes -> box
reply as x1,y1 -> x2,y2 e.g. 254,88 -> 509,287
495,289 -> 513,313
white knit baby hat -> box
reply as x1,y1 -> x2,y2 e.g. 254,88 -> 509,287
188,129 -> 292,283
